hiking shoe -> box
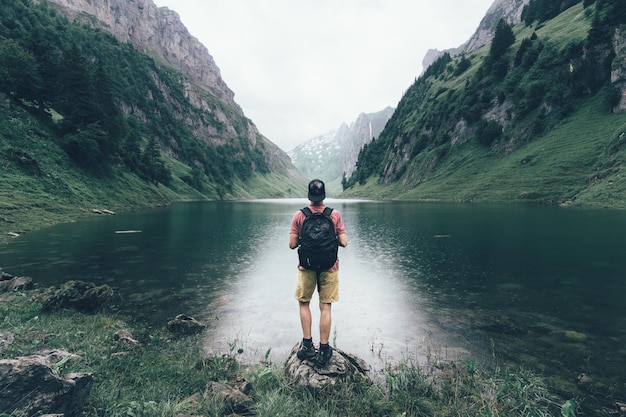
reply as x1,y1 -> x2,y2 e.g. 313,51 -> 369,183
315,345 -> 333,367
296,342 -> 316,361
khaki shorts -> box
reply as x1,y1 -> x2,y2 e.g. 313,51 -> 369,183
294,270 -> 339,303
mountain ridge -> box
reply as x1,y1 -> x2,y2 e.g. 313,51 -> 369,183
41,0 -> 302,179
288,107 -> 394,194
422,0 -> 531,72
41,0 -> 237,109
342,0 -> 626,208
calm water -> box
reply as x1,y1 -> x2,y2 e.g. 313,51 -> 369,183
2,199 -> 625,404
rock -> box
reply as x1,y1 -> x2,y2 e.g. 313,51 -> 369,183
113,329 -> 140,346
0,350 -> 93,416
0,268 -> 13,280
34,280 -> 113,313
611,28 -> 626,113
0,276 -> 33,293
166,314 -> 206,335
563,330 -> 587,341
284,343 -> 372,389
0,332 -> 15,353
205,380 -> 254,416
577,372 -> 592,386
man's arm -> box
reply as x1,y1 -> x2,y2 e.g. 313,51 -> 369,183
289,233 -> 299,249
338,233 -> 348,248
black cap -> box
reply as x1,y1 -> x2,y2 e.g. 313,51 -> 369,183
307,179 -> 326,202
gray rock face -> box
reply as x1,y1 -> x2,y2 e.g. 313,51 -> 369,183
288,107 -> 394,191
611,28 -> 626,113
40,0 -> 299,177
284,343 -> 371,389
0,349 -> 93,416
463,0 -> 531,53
43,0 -> 237,110
422,0 -> 531,71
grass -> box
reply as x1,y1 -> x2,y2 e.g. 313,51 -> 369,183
343,94 -> 626,208
0,101 -> 306,246
1,290 -> 571,417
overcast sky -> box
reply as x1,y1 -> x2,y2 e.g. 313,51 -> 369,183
152,1 -> 494,151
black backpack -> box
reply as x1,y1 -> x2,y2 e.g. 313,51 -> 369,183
298,207 -> 338,272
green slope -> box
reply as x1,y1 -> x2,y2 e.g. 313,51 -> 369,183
0,0 -> 305,243
342,1 -> 626,208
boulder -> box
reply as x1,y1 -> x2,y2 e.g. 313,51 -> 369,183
0,349 -> 93,416
205,380 -> 254,416
166,314 -> 206,335
0,276 -> 33,293
284,343 -> 372,389
0,268 -> 13,280
33,280 -> 113,313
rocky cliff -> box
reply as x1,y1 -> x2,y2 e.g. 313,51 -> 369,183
422,0 -> 530,71
337,107 -> 396,178
289,107 -> 394,192
41,0 -> 300,176
612,27 -> 626,113
42,0 -> 237,110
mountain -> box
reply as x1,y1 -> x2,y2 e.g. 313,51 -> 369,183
288,107 -> 394,194
41,0 -> 303,182
343,0 -> 626,208
422,0 -> 531,72
44,0 -> 237,110
0,0 -> 305,238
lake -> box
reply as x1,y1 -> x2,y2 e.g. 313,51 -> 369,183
2,199 -> 625,409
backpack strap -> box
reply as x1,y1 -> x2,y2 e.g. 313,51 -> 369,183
322,207 -> 333,216
300,207 -> 313,217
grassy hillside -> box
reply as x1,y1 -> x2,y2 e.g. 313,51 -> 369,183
344,94 -> 626,207
342,1 -> 626,208
0,0 -> 305,244
0,102 -> 301,244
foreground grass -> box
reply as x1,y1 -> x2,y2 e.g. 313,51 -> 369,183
0,290 -> 573,417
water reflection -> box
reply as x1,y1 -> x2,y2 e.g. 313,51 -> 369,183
202,199 -> 438,368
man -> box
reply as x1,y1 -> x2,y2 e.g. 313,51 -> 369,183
289,179 -> 348,367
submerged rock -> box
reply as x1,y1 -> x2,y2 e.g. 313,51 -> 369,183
34,280 -> 113,313
284,343 -> 371,389
562,330 -> 587,342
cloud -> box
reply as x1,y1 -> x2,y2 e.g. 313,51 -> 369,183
152,0 -> 494,151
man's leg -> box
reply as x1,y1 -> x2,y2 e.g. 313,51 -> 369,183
319,302 -> 332,344
299,301 -> 312,339
297,301 -> 316,360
